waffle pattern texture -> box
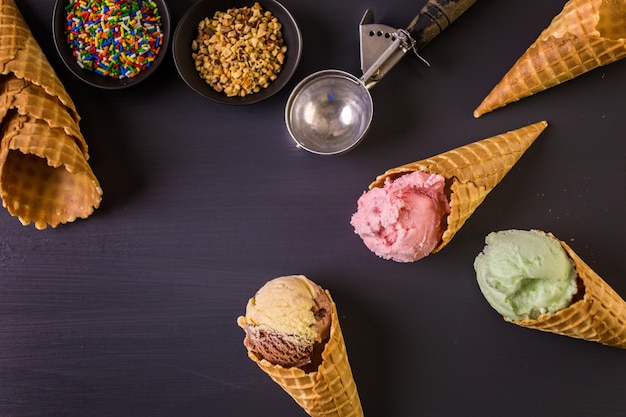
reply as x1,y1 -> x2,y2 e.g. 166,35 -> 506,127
474,0 -> 626,117
0,0 -> 101,229
513,235 -> 626,349
369,121 -> 548,253
245,291 -> 364,417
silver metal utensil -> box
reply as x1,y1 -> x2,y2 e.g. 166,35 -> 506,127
285,0 -> 477,155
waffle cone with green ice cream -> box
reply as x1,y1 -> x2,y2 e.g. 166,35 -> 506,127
237,275 -> 363,417
363,121 -> 547,257
0,0 -> 101,229
475,230 -> 626,348
474,0 -> 626,117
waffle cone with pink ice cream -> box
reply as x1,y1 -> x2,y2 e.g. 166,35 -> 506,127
237,275 -> 364,417
350,121 -> 548,262
474,0 -> 626,117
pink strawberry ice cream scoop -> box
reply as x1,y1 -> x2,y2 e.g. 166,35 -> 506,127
350,171 -> 450,262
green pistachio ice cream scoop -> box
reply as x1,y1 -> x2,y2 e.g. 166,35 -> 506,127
474,229 -> 579,321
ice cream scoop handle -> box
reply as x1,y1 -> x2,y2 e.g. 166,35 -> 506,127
407,0 -> 477,49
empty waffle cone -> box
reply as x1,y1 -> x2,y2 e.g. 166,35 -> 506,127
0,0 -> 79,123
474,0 -> 626,117
243,291 -> 363,417
0,113 -> 102,229
512,235 -> 626,349
8,76 -> 88,155
0,0 -> 100,228
369,121 -> 548,252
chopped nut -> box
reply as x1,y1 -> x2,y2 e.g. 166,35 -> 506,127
191,2 -> 288,97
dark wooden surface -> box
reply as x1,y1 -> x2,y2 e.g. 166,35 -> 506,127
2,0 -> 625,416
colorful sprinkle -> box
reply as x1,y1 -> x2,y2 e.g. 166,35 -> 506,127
65,0 -> 164,79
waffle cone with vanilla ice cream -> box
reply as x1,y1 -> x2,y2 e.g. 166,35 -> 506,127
351,121 -> 547,262
237,275 -> 363,417
474,0 -> 626,117
475,230 -> 626,349
0,0 -> 101,229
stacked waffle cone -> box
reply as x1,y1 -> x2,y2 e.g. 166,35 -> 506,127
0,0 -> 101,229
474,0 -> 626,117
242,290 -> 363,417
512,235 -> 626,349
369,121 -> 548,253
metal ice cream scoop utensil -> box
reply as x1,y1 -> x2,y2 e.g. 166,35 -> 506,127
285,0 -> 477,155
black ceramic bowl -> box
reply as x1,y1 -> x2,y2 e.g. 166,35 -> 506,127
173,0 -> 302,105
52,0 -> 171,89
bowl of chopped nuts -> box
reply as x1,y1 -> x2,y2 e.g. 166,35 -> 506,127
52,0 -> 171,89
172,0 -> 302,104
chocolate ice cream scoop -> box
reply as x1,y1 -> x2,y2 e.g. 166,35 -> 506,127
237,275 -> 332,371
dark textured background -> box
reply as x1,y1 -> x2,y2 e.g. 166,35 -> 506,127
2,0 -> 625,416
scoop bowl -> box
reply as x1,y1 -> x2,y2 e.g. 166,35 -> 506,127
285,69 -> 373,155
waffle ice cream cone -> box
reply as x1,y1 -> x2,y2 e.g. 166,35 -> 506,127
512,236 -> 626,348
246,300 -> 363,417
369,121 -> 547,253
9,77 -> 87,153
474,0 -> 626,117
0,113 -> 101,229
0,0 -> 79,121
0,0 -> 101,229
239,276 -> 363,417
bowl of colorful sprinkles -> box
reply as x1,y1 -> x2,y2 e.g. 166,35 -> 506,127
52,0 -> 171,89
172,0 -> 302,104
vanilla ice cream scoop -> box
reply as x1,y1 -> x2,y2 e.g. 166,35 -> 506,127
237,275 -> 332,370
474,229 -> 579,321
238,275 -> 365,416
